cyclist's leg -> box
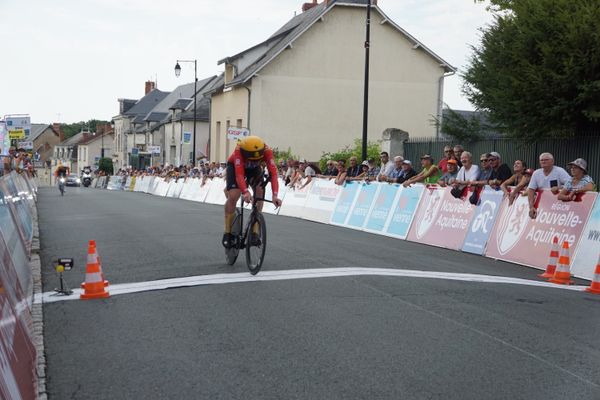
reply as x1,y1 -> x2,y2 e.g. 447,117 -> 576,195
223,162 -> 241,247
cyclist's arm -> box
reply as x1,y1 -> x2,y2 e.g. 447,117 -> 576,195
232,151 -> 249,194
264,149 -> 279,197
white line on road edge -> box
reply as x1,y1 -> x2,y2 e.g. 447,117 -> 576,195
37,267 -> 589,304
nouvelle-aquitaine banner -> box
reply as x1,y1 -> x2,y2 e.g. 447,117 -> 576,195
486,189 -> 597,271
462,187 -> 505,255
571,196 -> 600,280
407,186 -> 476,250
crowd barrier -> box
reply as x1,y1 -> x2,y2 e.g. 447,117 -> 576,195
110,175 -> 600,281
0,172 -> 38,400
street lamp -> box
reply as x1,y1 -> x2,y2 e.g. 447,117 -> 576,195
174,59 -> 197,166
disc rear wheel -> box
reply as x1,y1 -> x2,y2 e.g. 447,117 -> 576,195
245,212 -> 266,275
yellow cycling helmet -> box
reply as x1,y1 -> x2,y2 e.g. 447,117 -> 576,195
238,135 -> 265,160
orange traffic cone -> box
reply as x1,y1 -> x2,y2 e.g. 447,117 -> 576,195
550,241 -> 573,285
585,255 -> 600,294
80,243 -> 110,300
539,236 -> 560,279
81,240 -> 109,288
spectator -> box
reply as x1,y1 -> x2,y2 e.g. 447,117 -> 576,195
387,157 -> 416,184
334,159 -> 347,186
453,145 -> 464,167
471,153 -> 494,187
500,160 -> 531,206
453,151 -> 480,186
438,159 -> 459,187
284,159 -> 295,185
558,158 -> 595,202
402,154 -> 441,187
376,151 -> 395,182
297,160 -> 318,190
487,152 -> 512,189
438,145 -> 456,174
364,158 -> 380,181
318,160 -> 338,178
345,156 -> 361,179
528,152 -> 571,219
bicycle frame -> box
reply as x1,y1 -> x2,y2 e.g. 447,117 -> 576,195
236,176 -> 272,248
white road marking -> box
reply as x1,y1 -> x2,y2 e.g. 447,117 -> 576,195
37,267 -> 589,304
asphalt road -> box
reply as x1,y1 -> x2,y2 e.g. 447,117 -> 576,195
38,185 -> 600,400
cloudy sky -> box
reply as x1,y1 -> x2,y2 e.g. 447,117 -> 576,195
0,0 -> 493,124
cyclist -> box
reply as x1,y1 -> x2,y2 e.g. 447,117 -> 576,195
222,135 -> 282,248
55,162 -> 69,178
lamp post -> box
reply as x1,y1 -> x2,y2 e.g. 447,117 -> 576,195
174,59 -> 197,166
361,0 -> 372,162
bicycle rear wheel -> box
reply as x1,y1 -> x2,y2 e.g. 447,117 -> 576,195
225,210 -> 242,265
245,212 -> 266,275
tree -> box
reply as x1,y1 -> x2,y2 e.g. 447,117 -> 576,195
464,0 -> 600,140
61,119 -> 110,140
431,108 -> 488,143
98,157 -> 113,175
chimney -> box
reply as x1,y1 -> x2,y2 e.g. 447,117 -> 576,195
145,81 -> 156,95
302,0 -> 318,12
52,122 -> 64,142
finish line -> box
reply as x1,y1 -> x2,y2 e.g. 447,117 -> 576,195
37,267 -> 588,304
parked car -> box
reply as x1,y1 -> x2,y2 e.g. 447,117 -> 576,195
65,174 -> 81,187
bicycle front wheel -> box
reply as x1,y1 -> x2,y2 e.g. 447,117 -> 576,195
225,210 -> 242,265
245,212 -> 267,275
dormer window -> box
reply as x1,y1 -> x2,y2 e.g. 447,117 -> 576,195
225,64 -> 235,84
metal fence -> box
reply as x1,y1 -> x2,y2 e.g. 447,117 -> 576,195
403,137 -> 600,183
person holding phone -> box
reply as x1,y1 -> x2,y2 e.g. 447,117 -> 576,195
527,152 -> 570,219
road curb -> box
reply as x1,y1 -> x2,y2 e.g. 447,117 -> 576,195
30,204 -> 48,400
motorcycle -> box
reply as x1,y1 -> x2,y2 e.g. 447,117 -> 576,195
82,171 -> 92,187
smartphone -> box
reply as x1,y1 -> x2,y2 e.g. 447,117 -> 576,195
550,180 -> 558,188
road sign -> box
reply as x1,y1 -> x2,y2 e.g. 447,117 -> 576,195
182,132 -> 191,144
6,116 -> 31,136
227,127 -> 250,140
17,141 -> 33,150
9,129 -> 25,139
148,145 -> 161,155
131,148 -> 139,155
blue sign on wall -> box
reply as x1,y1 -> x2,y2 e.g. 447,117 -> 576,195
462,188 -> 504,254
385,185 -> 424,239
330,182 -> 359,226
364,183 -> 399,233
346,183 -> 379,229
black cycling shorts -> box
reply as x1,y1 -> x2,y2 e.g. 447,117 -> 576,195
226,163 -> 263,191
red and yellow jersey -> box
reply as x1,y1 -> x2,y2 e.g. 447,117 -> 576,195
227,145 -> 279,196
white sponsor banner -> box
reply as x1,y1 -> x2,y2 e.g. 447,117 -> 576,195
227,127 -> 250,140
193,178 -> 213,203
204,178 -> 227,205
278,179 -> 312,218
17,141 -> 32,150
179,179 -> 194,200
302,178 -> 343,223
572,196 -> 600,280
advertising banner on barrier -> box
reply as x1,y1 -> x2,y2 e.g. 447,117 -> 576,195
330,181 -> 360,226
204,178 -> 227,205
407,186 -> 476,250
106,176 -> 123,190
178,179 -> 194,200
0,185 -> 31,307
384,184 -> 424,239
0,292 -> 36,400
565,196 -> 600,280
364,183 -> 401,234
346,182 -> 380,230
462,188 -> 504,255
486,190 -> 597,271
278,180 -> 312,218
192,178 -> 212,203
0,178 -> 33,250
302,178 -> 342,223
